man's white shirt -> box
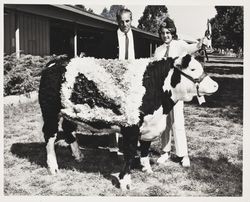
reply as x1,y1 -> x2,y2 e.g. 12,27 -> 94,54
117,29 -> 135,60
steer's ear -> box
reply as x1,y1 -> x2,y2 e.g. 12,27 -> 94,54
173,56 -> 179,61
181,54 -> 192,69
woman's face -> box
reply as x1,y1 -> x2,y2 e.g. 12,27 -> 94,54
160,28 -> 173,44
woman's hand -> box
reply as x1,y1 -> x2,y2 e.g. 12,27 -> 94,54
197,37 -> 205,49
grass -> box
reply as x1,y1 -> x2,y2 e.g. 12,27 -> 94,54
4,55 -> 243,196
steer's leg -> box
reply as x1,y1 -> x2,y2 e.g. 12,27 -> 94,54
62,119 -> 83,162
119,125 -> 139,190
43,118 -> 60,175
39,61 -> 66,175
140,140 -> 153,173
46,134 -> 58,174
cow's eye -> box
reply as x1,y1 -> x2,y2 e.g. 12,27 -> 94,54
191,69 -> 195,71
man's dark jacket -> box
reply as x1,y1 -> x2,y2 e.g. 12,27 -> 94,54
96,30 -> 140,59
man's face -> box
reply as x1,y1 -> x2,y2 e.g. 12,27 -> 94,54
118,12 -> 132,33
160,28 -> 173,44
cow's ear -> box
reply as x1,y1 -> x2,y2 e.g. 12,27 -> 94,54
181,54 -> 192,69
173,56 -> 179,61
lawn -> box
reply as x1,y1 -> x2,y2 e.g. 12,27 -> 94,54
4,55 -> 243,196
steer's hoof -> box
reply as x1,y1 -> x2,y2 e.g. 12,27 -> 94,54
157,152 -> 171,165
47,157 -> 59,175
181,156 -> 190,167
70,141 -> 83,162
48,167 -> 59,175
142,166 -> 153,174
119,174 -> 131,191
74,153 -> 84,162
120,183 -> 130,191
140,156 -> 153,174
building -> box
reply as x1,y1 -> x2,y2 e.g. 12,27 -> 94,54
4,4 -> 161,59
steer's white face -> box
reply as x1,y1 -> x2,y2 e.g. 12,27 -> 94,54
163,55 -> 218,102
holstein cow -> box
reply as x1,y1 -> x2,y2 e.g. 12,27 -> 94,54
38,54 -> 218,190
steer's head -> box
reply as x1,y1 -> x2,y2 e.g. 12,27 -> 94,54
163,54 -> 218,102
140,55 -> 218,141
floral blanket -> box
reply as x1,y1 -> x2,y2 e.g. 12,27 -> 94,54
60,57 -> 151,127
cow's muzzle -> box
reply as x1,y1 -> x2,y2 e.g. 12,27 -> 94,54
174,66 -> 209,97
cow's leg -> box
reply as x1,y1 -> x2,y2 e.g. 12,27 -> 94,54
46,134 -> 58,174
70,135 -> 83,162
43,118 -> 60,175
118,125 -> 139,190
39,61 -> 66,174
139,140 -> 153,173
62,119 -> 83,162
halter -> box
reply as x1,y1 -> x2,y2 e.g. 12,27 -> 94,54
174,65 -> 208,97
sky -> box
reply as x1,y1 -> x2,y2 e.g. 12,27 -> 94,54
85,4 -> 217,41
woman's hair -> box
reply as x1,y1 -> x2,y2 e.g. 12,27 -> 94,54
158,17 -> 178,39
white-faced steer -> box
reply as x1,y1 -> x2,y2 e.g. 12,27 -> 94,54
38,54 -> 218,190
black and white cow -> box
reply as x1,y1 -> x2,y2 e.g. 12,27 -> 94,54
38,54 -> 218,190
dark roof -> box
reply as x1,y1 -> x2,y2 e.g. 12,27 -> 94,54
4,4 -> 160,40
52,5 -> 159,38
55,5 -> 118,25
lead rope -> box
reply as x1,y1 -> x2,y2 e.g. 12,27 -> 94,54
174,66 -> 208,97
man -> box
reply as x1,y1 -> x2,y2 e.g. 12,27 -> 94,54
97,8 -> 139,59
107,8 -> 136,155
116,8 -> 135,60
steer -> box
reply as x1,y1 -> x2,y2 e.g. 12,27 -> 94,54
38,54 -> 218,190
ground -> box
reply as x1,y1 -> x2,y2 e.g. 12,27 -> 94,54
4,55 -> 243,196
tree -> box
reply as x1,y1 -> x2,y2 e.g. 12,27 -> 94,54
137,6 -> 168,34
74,5 -> 93,13
101,5 -> 125,21
88,8 -> 93,13
101,7 -> 109,18
210,6 -> 243,51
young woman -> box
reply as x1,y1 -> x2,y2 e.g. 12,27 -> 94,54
140,17 -> 203,173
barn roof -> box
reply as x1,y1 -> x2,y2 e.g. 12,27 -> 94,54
53,5 -> 160,39
4,4 -> 160,40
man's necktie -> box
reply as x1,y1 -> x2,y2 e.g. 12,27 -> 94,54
164,45 -> 170,58
125,33 -> 129,59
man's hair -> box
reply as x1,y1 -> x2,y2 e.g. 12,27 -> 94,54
116,8 -> 132,22
158,17 -> 178,39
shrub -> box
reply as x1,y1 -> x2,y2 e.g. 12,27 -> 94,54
4,53 -> 67,96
